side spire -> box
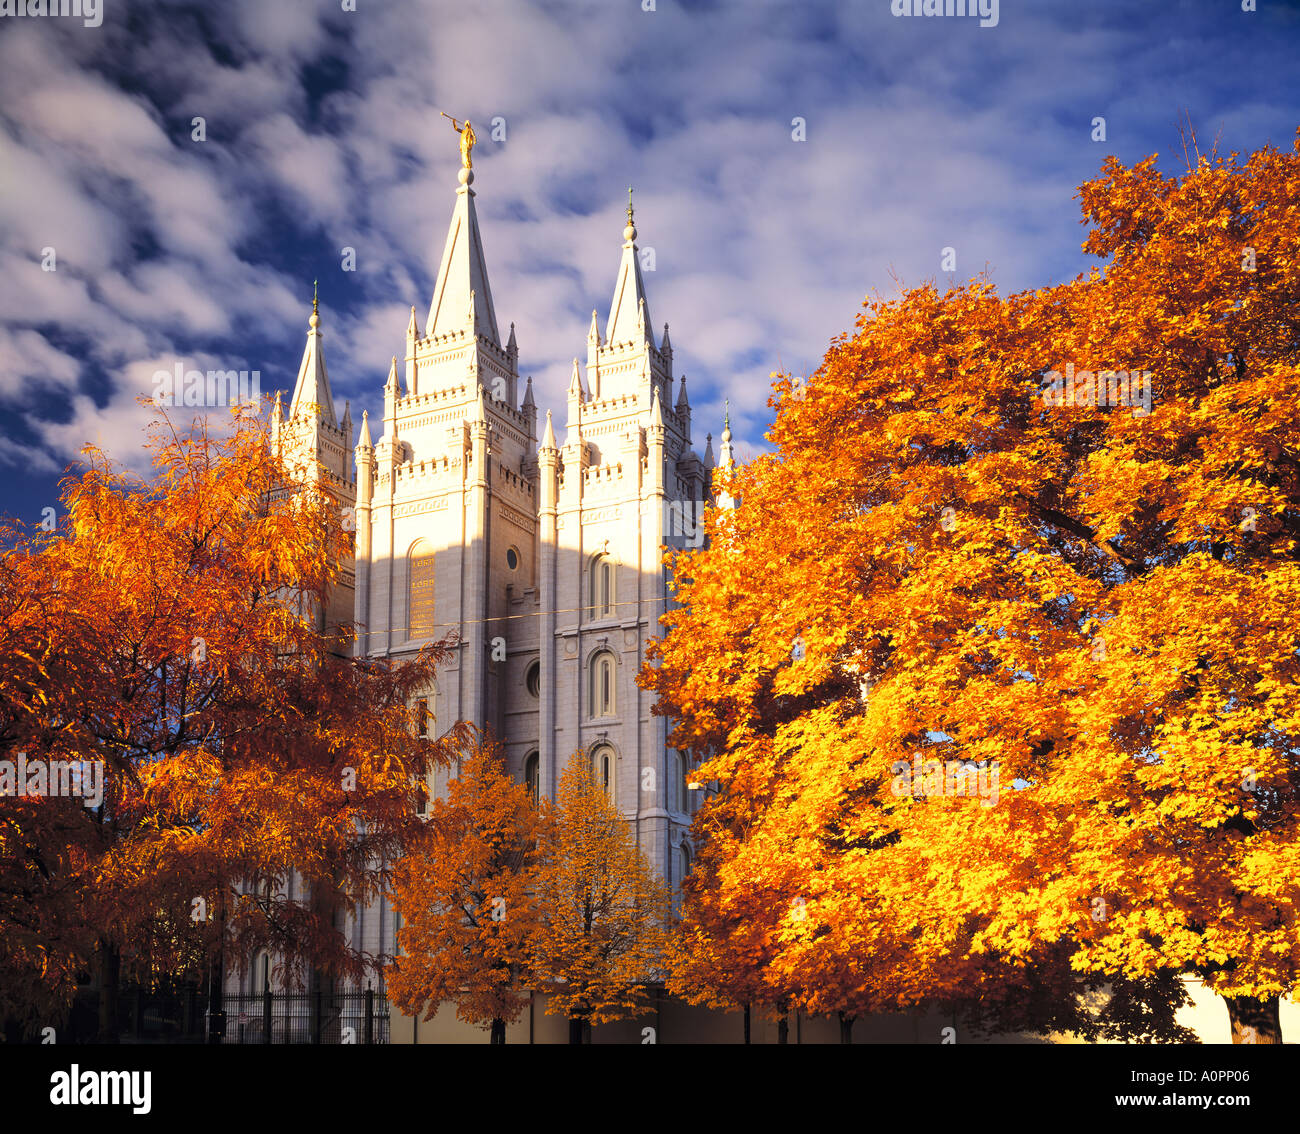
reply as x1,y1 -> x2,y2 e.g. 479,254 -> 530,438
605,192 -> 654,348
289,286 -> 338,427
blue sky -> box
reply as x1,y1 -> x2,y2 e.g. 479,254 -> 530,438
1,0 -> 1297,523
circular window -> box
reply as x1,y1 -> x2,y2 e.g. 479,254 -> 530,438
525,660 -> 540,698
506,547 -> 519,570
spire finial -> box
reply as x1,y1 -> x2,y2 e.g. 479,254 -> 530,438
623,187 -> 637,243
310,278 -> 320,328
724,398 -> 730,429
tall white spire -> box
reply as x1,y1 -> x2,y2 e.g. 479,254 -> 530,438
426,166 -> 501,346
289,281 -> 337,427
605,189 -> 654,349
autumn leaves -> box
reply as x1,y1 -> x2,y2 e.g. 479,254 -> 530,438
387,740 -> 672,1044
645,131 -> 1300,1042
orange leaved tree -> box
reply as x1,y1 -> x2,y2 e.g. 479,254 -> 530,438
531,753 -> 674,1043
387,731 -> 542,1044
0,405 -> 466,1039
646,131 -> 1300,1043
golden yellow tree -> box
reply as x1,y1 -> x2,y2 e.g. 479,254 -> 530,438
531,753 -> 673,1043
646,131 -> 1300,1043
388,732 -> 542,1044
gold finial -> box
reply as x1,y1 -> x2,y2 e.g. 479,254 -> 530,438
312,278 -> 318,314
724,398 -> 730,428
440,111 -> 477,170
627,185 -> 634,223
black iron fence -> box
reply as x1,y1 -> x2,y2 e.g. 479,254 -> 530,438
214,987 -> 389,1044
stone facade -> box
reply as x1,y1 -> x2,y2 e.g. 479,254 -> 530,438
233,165 -> 718,1001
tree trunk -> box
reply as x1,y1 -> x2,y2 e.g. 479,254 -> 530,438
490,1017 -> 506,1045
1224,994 -> 1282,1044
743,1002 -> 751,1045
839,1011 -> 855,1044
777,1013 -> 788,1045
96,942 -> 120,1044
569,1016 -> 584,1044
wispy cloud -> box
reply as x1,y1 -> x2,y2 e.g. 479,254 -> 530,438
0,0 -> 1296,509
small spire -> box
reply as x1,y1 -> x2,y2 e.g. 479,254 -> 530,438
568,358 -> 585,399
507,321 -> 518,354
661,322 -> 672,356
474,382 -> 487,423
720,403 -> 735,468
704,431 -> 714,465
357,409 -> 373,449
675,372 -> 689,411
342,399 -> 352,427
407,305 -> 418,338
522,374 -> 535,408
385,356 -> 399,391
272,390 -> 283,422
588,309 -> 601,344
649,384 -> 664,430
541,408 -> 557,450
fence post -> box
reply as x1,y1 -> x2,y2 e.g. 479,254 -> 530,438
263,989 -> 273,1044
365,988 -> 374,1046
313,983 -> 322,1045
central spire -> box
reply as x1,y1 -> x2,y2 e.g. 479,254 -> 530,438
605,189 -> 654,349
426,165 -> 501,347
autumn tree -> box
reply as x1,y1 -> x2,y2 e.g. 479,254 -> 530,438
531,753 -> 674,1043
645,131 -> 1300,1043
387,731 -> 541,1044
0,405 -> 466,1038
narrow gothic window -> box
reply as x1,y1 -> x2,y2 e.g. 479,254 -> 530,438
591,745 -> 615,804
588,651 -> 615,718
416,697 -> 429,738
590,554 -> 614,618
524,751 -> 539,802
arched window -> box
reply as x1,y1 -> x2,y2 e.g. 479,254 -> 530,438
525,660 -> 540,699
524,751 -> 539,802
591,744 -> 616,804
588,651 -> 616,718
671,751 -> 685,813
590,553 -> 614,619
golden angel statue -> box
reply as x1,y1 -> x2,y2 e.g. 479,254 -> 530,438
440,112 -> 477,170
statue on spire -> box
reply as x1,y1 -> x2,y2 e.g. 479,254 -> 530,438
440,112 -> 477,169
